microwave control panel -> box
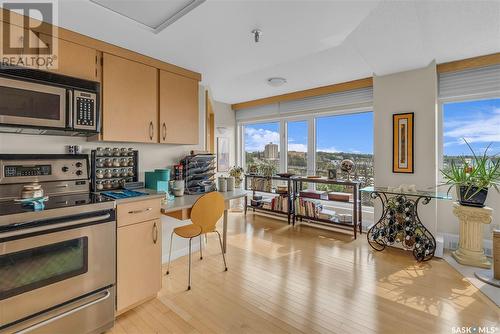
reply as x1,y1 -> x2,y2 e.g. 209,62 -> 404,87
73,90 -> 98,131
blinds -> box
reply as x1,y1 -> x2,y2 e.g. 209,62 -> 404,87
439,64 -> 500,99
236,87 -> 373,121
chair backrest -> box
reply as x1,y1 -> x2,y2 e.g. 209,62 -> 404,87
190,192 -> 225,233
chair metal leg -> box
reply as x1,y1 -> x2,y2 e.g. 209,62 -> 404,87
199,235 -> 203,260
188,237 -> 192,290
215,231 -> 228,271
165,231 -> 175,275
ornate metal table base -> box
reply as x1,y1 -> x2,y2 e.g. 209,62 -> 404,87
367,192 -> 436,262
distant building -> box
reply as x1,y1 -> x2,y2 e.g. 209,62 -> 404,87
264,142 -> 279,160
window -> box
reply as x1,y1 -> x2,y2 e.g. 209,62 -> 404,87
287,120 -> 308,176
244,122 -> 280,173
443,98 -> 500,168
315,112 -> 374,205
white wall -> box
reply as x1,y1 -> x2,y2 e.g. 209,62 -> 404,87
0,85 -> 208,262
212,100 -> 236,173
373,63 -> 499,248
373,62 -> 439,235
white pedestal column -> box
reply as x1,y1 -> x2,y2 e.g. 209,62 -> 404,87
452,202 -> 493,268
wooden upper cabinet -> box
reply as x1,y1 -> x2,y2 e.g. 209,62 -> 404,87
0,22 -> 39,68
159,70 -> 199,144
40,35 -> 99,81
102,53 -> 158,143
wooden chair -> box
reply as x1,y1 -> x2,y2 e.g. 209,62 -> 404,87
165,192 -> 228,290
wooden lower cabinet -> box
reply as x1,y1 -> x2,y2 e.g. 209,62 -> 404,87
117,218 -> 162,314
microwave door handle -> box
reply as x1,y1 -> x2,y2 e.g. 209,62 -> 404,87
67,90 -> 73,128
0,213 -> 111,239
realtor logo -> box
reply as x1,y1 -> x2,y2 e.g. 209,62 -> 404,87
1,0 -> 58,69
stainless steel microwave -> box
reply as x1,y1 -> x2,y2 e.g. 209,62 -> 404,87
0,66 -> 100,135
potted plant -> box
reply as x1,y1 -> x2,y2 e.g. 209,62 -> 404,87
228,166 -> 244,188
440,139 -> 500,207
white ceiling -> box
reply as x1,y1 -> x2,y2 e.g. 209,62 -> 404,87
55,0 -> 500,104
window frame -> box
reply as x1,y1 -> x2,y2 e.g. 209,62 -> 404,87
237,105 -> 373,176
438,93 -> 500,180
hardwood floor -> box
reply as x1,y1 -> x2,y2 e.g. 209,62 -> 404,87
109,213 -> 499,334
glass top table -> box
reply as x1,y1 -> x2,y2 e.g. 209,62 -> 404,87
360,186 -> 452,200
361,186 -> 451,262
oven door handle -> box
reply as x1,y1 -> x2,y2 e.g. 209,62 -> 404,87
0,213 -> 111,238
15,289 -> 111,334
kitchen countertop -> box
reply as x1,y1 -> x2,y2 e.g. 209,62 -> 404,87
162,189 -> 248,213
96,188 -> 166,204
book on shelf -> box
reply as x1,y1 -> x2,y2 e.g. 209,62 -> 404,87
318,209 -> 337,221
251,196 -> 288,213
327,192 -> 352,202
299,190 -> 326,200
294,198 -> 323,218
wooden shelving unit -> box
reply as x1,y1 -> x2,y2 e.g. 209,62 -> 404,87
292,177 -> 362,239
244,174 -> 293,224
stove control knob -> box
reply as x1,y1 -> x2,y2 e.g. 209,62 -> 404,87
62,166 -> 69,172
75,162 -> 83,168
76,170 -> 83,176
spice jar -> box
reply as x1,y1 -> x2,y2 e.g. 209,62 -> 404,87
120,158 -> 128,167
128,148 -> 135,156
127,168 -> 134,177
112,148 -> 120,157
104,169 -> 112,179
121,168 -> 128,177
96,158 -> 104,168
104,147 -> 112,157
112,169 -> 120,177
103,180 -> 112,189
96,147 -> 104,156
128,158 -> 134,166
96,180 -> 104,190
96,170 -> 104,179
112,158 -> 121,167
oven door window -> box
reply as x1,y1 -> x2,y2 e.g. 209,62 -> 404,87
0,237 -> 88,300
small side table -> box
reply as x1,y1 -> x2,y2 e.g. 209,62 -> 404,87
452,203 -> 492,268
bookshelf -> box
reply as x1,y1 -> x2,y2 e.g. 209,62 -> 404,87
292,177 -> 363,239
244,174 -> 293,224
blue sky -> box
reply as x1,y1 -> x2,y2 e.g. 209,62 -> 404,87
443,98 -> 500,156
244,112 -> 374,153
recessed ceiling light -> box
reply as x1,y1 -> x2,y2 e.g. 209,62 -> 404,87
267,77 -> 287,87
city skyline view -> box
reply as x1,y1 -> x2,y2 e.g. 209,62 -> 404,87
244,111 -> 374,154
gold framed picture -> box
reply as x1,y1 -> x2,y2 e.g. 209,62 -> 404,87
393,112 -> 414,173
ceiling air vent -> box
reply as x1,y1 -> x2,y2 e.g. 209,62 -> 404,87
90,0 -> 205,34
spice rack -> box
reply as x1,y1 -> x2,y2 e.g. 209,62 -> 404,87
90,147 -> 139,191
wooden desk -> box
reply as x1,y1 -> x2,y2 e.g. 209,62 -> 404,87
161,189 -> 248,253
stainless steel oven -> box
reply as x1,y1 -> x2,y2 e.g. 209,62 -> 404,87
0,66 -> 100,135
0,208 -> 115,334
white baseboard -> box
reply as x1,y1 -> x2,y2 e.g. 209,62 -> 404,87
439,232 -> 492,256
162,242 -> 200,264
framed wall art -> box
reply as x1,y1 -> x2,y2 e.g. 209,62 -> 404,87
392,112 -> 414,173
217,137 -> 230,172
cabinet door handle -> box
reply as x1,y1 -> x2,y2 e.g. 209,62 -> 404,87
128,207 -> 152,214
152,222 -> 158,244
162,122 -> 167,141
149,121 -> 154,140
